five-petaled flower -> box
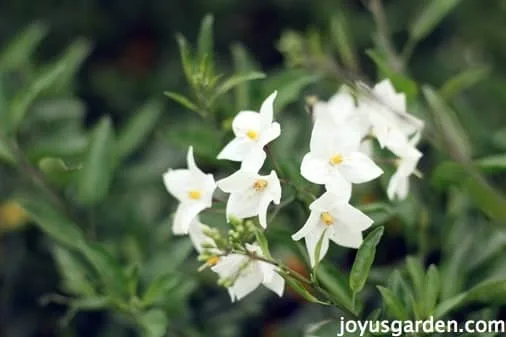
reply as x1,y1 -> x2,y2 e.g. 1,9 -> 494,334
292,191 -> 373,267
300,121 -> 383,197
163,146 -> 216,234
217,169 -> 282,229
211,243 -> 284,301
217,91 -> 280,171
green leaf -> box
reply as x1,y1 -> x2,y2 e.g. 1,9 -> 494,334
52,245 -> 96,296
141,274 -> 180,307
38,157 -> 80,186
80,242 -> 128,300
212,72 -> 266,101
440,67 -> 490,100
435,279 -> 506,318
405,256 -> 424,298
281,272 -> 325,305
349,226 -> 384,294
0,22 -> 48,72
377,286 -> 409,320
17,197 -> 84,250
313,229 -> 327,271
8,62 -> 66,132
317,263 -> 354,311
0,138 -> 15,164
231,43 -> 257,110
410,0 -> 464,41
330,14 -> 358,71
117,100 -> 162,159
423,265 -> 440,316
163,91 -> 199,113
358,202 -> 394,226
422,85 -> 472,159
366,50 -> 418,98
70,296 -> 110,311
197,14 -> 214,65
164,121 -> 221,161
139,309 -> 169,337
254,229 -> 272,259
175,34 -> 193,81
76,117 -> 116,205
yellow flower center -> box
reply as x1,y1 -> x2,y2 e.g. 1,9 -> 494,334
329,153 -> 343,166
207,255 -> 220,266
320,212 -> 334,225
253,179 -> 268,191
246,129 -> 258,140
188,190 -> 202,200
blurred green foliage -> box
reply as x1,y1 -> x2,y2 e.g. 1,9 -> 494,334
1,1 -> 506,337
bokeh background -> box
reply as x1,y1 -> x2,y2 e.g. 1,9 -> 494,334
1,0 -> 506,336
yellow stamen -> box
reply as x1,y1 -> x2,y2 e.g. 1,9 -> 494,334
188,190 -> 202,200
253,179 -> 268,191
320,212 -> 334,225
207,256 -> 220,266
246,130 -> 258,140
329,153 -> 343,166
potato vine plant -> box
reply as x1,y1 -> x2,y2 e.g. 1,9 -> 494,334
1,1 -> 506,337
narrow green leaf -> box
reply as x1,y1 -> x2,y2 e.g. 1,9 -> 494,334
422,85 -> 472,159
317,264 -> 354,311
163,91 -> 199,113
8,63 -> 66,131
410,0 -> 464,41
282,272 -> 325,305
313,229 -> 327,271
80,242 -> 128,300
405,256 -> 424,298
0,22 -> 48,71
117,100 -> 161,159
38,157 -> 80,186
440,67 -> 490,100
423,265 -> 440,316
141,274 -> 180,307
17,197 -> 84,249
274,73 -> 321,112
377,286 -> 409,320
231,43 -> 257,110
76,117 -> 116,205
212,72 -> 266,101
254,229 -> 272,259
349,226 -> 384,294
52,245 -> 96,296
71,296 -> 109,311
330,14 -> 358,71
197,14 -> 214,65
175,34 -> 193,81
0,138 -> 15,164
139,309 -> 169,337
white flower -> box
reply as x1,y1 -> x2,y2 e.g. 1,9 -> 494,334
217,169 -> 281,229
211,243 -> 284,301
217,91 -> 280,171
292,192 -> 373,267
313,85 -> 370,139
387,140 -> 423,201
357,79 -> 423,150
300,121 -> 383,197
163,147 -> 216,235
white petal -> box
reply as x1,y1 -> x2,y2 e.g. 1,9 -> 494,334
305,228 -> 329,268
240,147 -> 266,173
226,190 -> 262,221
329,224 -> 363,248
257,195 -> 272,229
373,79 -> 405,113
201,173 -> 217,207
259,91 -> 277,123
217,170 -> 255,193
259,122 -> 281,146
338,152 -> 383,184
217,137 -> 254,162
258,260 -> 275,283
300,153 -> 328,184
229,264 -> 263,300
267,171 -> 282,204
211,254 -> 245,277
387,171 -> 409,200
173,202 -> 206,235
186,146 -> 198,173
263,271 -> 285,297
334,203 -> 373,232
310,190 -> 350,212
232,110 -> 262,137
188,218 -> 210,252
292,211 -> 320,241
324,172 -> 352,199
162,169 -> 192,201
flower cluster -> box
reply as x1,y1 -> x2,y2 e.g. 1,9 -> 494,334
162,79 -> 424,301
